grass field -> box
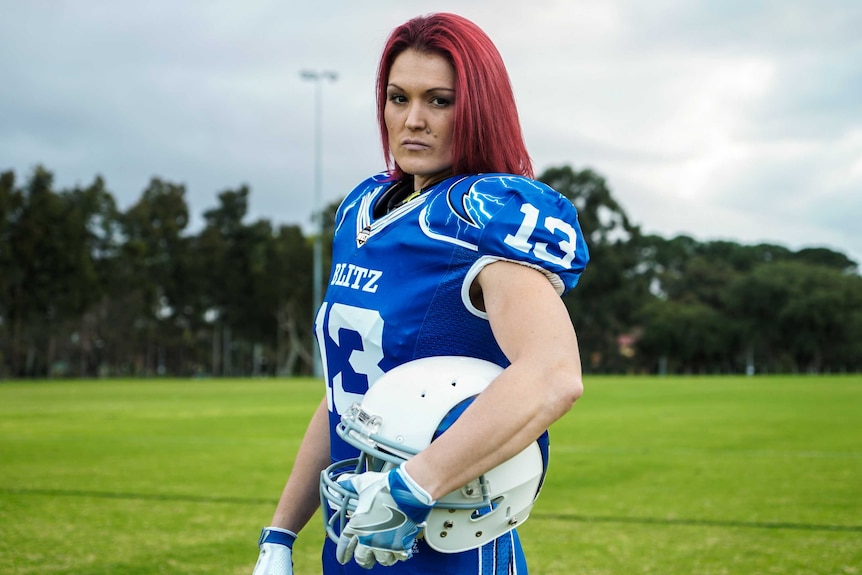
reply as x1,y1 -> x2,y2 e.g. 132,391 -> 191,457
1,375 -> 860,574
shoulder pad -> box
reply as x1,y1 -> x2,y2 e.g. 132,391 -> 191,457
421,174 -> 589,292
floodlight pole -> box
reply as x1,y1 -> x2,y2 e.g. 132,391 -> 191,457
301,69 -> 337,379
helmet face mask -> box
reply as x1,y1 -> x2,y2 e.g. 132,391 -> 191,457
320,356 -> 547,553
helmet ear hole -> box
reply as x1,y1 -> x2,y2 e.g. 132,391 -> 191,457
470,496 -> 503,519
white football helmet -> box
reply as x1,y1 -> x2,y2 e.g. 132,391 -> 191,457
320,356 -> 547,554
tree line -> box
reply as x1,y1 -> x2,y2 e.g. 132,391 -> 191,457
1,164 -> 860,378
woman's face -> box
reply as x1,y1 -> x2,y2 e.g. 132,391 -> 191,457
385,49 -> 456,190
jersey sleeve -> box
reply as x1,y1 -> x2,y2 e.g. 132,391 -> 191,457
470,175 -> 589,295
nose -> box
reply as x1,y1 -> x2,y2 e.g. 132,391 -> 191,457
405,103 -> 426,132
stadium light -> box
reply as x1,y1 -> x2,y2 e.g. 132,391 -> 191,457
300,69 -> 337,379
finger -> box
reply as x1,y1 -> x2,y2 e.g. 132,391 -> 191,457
344,471 -> 387,493
374,549 -> 398,567
335,534 -> 358,565
354,544 -> 377,569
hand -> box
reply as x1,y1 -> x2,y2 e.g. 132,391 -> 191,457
252,527 -> 297,575
336,465 -> 435,568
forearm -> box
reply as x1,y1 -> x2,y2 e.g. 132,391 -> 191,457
269,397 -> 331,533
405,352 -> 581,499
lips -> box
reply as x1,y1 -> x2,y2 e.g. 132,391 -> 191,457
401,139 -> 430,151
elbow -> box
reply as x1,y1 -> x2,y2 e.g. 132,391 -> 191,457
569,373 -> 585,404
562,372 -> 584,409
547,365 -> 583,418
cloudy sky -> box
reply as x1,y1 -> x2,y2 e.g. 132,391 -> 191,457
2,0 -> 861,266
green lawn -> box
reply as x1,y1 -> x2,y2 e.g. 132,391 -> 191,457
1,375 -> 860,574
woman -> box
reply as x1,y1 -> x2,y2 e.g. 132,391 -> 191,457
253,12 -> 589,575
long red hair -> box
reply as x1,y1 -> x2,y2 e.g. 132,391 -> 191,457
376,13 -> 533,179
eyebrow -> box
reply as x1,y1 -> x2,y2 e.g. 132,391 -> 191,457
387,82 -> 455,93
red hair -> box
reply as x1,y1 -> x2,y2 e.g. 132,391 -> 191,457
376,13 -> 533,179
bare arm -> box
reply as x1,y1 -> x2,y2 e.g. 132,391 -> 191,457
404,260 -> 583,499
269,397 -> 331,532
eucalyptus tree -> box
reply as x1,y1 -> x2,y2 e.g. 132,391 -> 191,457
117,177 -> 193,375
726,260 -> 862,373
538,165 -> 648,372
0,167 -> 108,375
0,170 -> 24,375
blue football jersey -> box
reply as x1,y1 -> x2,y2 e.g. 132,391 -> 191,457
315,172 -> 589,463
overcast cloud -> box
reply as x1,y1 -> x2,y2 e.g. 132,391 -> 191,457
2,0 -> 860,266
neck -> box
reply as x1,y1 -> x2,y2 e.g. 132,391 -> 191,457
413,170 -> 453,192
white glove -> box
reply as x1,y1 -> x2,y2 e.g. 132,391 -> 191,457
252,527 -> 297,575
335,465 -> 435,568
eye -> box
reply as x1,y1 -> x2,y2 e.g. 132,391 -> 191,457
387,92 -> 408,104
430,96 -> 453,107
